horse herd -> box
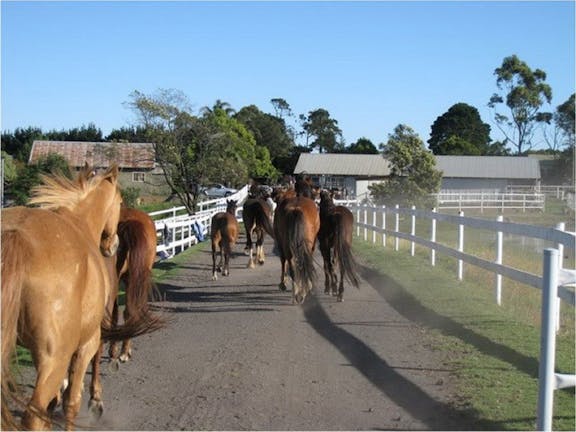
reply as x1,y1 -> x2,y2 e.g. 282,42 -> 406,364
210,176 -> 359,304
1,168 -> 359,430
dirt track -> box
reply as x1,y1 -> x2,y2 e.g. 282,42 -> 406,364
72,232 -> 476,431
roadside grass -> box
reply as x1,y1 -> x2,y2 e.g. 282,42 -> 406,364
353,237 -> 575,431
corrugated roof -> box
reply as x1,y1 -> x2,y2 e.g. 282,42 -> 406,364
29,141 -> 156,169
293,154 -> 540,179
435,156 -> 540,179
294,153 -> 391,176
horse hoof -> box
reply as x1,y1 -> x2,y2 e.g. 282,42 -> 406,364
258,260 -> 265,266
247,261 -> 255,269
89,399 -> 104,419
108,359 -> 119,372
212,274 -> 218,281
279,283 -> 287,292
119,352 -> 131,363
337,296 -> 344,302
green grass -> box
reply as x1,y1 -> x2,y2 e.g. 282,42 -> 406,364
353,237 -> 575,431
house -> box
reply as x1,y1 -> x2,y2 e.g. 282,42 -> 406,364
28,140 -> 171,196
293,153 -> 541,199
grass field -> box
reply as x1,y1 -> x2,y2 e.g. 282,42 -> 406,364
353,233 -> 575,431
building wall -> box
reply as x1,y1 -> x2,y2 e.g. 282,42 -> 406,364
118,170 -> 171,196
441,178 -> 539,192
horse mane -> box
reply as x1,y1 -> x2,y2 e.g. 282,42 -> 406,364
28,166 -> 115,210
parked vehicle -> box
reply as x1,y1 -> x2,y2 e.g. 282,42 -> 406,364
201,184 -> 237,198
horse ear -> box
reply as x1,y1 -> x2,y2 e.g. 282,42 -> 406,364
103,164 -> 119,182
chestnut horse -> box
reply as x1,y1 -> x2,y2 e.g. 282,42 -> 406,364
273,186 -> 320,304
1,166 -> 124,430
211,200 -> 239,280
110,207 -> 160,363
242,192 -> 274,268
88,207 -> 164,417
318,189 -> 359,302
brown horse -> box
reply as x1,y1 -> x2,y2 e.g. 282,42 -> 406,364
211,200 -> 239,280
110,207 -> 160,363
243,194 -> 274,268
318,189 -> 360,302
1,165 -> 123,430
88,207 -> 164,417
273,187 -> 320,304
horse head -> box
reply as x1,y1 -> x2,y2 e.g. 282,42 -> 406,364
226,199 -> 238,215
78,163 -> 123,257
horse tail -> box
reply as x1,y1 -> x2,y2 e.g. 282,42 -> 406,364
286,209 -> 316,290
116,219 -> 165,333
256,202 -> 275,238
2,230 -> 31,430
334,212 -> 360,288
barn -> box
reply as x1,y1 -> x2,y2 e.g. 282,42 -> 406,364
29,140 -> 171,196
293,153 -> 541,200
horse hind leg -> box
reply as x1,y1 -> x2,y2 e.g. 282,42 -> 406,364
256,231 -> 266,265
118,307 -> 133,362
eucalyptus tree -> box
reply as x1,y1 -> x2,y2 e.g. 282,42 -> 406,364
300,108 -> 343,153
488,55 -> 553,154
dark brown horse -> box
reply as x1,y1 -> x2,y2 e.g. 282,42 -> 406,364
318,189 -> 359,302
211,200 -> 239,280
273,187 -> 320,304
243,194 -> 275,268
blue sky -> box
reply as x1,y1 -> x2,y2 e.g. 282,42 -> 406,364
2,1 -> 574,151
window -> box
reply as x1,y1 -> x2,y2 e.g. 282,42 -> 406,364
132,172 -> 145,183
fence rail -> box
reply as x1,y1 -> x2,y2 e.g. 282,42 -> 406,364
344,202 -> 574,431
434,192 -> 545,212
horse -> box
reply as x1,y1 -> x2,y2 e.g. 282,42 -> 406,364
273,186 -> 320,304
243,189 -> 275,268
1,165 -> 124,430
109,207 -> 160,363
318,189 -> 360,302
211,199 -> 239,280
88,206 -> 164,418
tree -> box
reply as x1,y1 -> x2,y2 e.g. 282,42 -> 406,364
555,93 -> 575,149
488,55 -> 553,155
44,123 -> 103,142
301,109 -> 343,153
201,99 -> 236,117
369,125 -> 442,208
234,105 -> 294,166
428,103 -> 491,155
106,125 -> 150,142
345,137 -> 379,154
126,89 -> 276,213
1,126 -> 44,162
270,98 -> 292,119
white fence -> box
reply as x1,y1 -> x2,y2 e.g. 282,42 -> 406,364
347,203 -> 575,431
434,191 -> 545,212
149,185 -> 249,258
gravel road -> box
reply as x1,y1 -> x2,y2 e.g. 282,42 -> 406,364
68,232 -> 476,431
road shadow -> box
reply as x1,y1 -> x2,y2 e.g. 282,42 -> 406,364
358,264 -> 541,381
301,294 -> 503,431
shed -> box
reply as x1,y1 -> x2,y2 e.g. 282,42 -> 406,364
293,153 -> 541,199
29,140 -> 170,195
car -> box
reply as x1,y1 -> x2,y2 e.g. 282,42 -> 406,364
201,183 -> 238,198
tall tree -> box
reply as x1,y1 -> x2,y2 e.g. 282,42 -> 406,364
106,125 -> 150,142
270,98 -> 292,119
301,108 -> 342,153
1,126 -> 43,162
201,99 -> 236,117
488,55 -> 552,154
369,125 -> 442,207
428,103 -> 491,155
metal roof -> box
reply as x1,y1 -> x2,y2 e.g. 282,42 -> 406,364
294,153 -> 391,177
294,154 -> 540,179
29,141 -> 156,169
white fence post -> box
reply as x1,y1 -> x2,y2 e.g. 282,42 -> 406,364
363,207 -> 368,241
372,208 -> 377,244
382,206 -> 386,247
431,208 -> 437,266
394,204 -> 400,251
410,205 -> 416,256
537,248 -> 560,432
357,207 -> 361,237
496,215 -> 504,305
458,211 -> 464,281
555,222 -> 565,332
